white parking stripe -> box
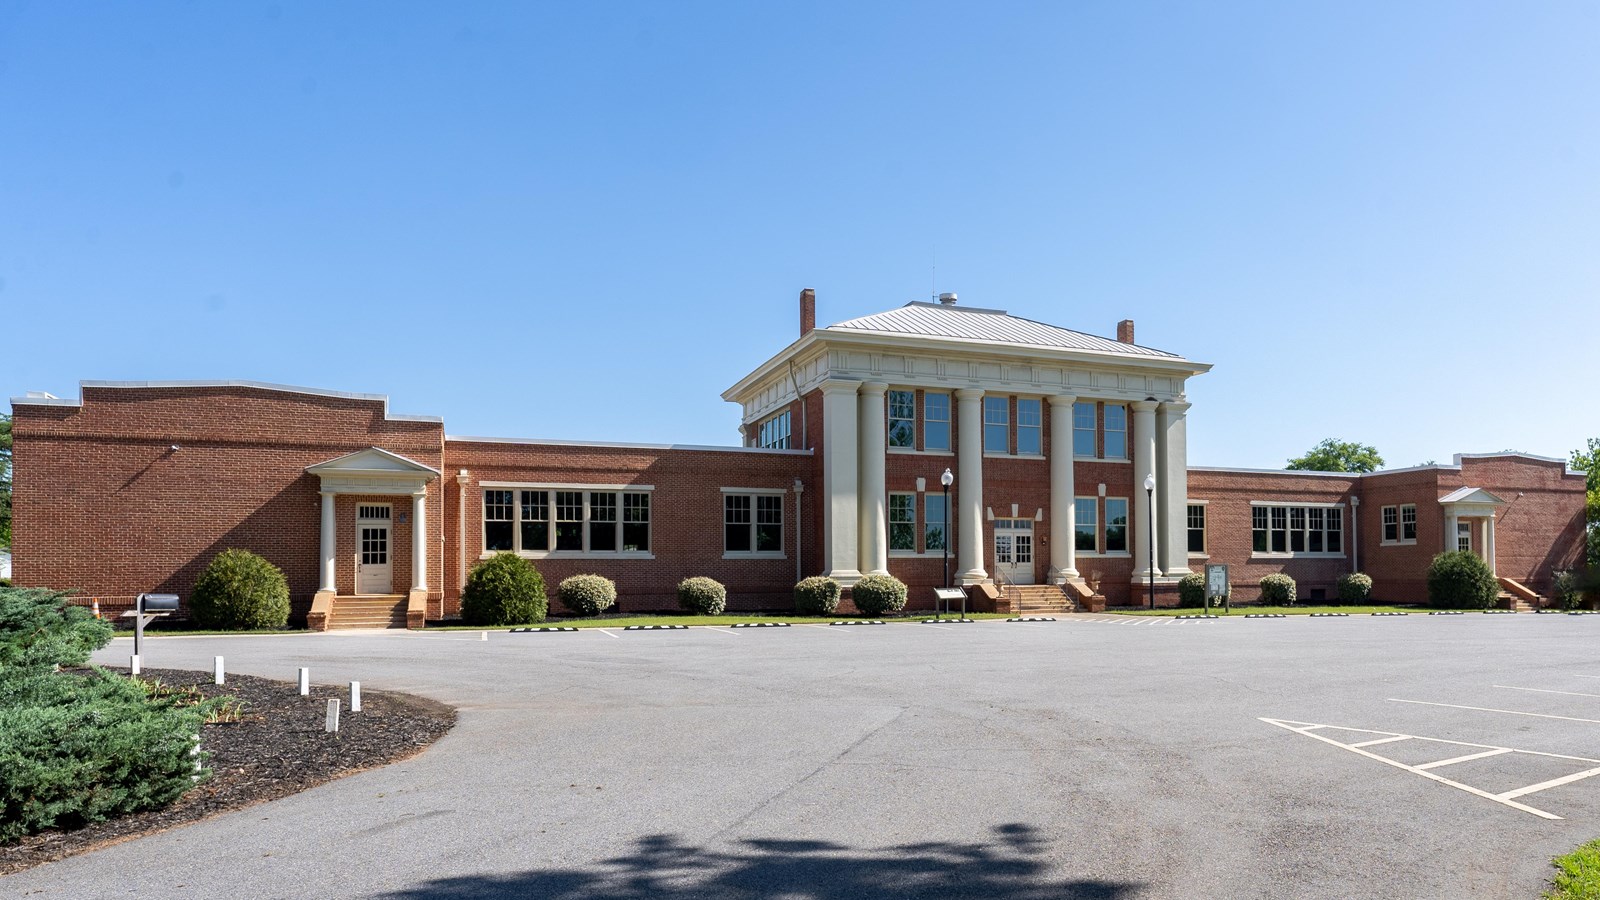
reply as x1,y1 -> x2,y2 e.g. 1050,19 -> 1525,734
596,629 -> 621,639
795,623 -> 853,634
1495,685 -> 1600,699
1499,765 -> 1600,800
1389,698 -> 1600,725
1350,735 -> 1412,748
1416,748 -> 1514,770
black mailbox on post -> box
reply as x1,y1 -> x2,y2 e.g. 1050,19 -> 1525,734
128,593 -> 181,661
137,593 -> 181,613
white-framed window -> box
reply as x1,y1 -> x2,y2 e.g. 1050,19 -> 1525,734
924,392 -> 951,451
1187,504 -> 1206,554
924,493 -> 947,551
889,493 -> 916,551
1103,404 -> 1127,459
724,490 -> 784,556
1381,504 -> 1417,545
1072,402 -> 1097,457
888,390 -> 916,449
1104,498 -> 1129,553
1074,497 -> 1098,552
757,410 -> 791,450
1252,503 -> 1344,556
1017,398 -> 1042,455
984,396 -> 1009,453
485,486 -> 650,556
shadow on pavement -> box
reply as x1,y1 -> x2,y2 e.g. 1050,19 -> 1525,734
376,823 -> 1142,899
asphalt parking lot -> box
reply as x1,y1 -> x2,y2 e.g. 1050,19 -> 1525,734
7,613 -> 1600,899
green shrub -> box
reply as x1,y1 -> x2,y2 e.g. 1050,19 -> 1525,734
0,578 -> 10,588
1553,570 -> 1583,611
1176,573 -> 1206,608
850,574 -> 908,617
0,587 -> 114,670
558,574 -> 617,617
794,576 -> 842,616
677,577 -> 727,615
1259,573 -> 1297,605
1427,551 -> 1499,609
189,549 -> 290,630
460,553 -> 547,625
1336,572 -> 1373,604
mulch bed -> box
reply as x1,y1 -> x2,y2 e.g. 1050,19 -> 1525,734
0,667 -> 456,875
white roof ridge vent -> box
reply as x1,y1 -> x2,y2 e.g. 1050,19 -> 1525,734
937,292 -> 958,306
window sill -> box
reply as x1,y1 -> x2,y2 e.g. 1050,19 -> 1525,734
1078,551 -> 1131,558
888,448 -> 955,457
1074,456 -> 1130,463
722,552 -> 787,560
889,551 -> 947,559
1187,553 -> 1209,559
481,551 -> 656,561
983,452 -> 1045,460
1379,541 -> 1418,547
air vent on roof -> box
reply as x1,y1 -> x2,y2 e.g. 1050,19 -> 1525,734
937,292 -> 957,306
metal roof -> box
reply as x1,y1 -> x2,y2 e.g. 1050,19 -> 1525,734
824,302 -> 1182,359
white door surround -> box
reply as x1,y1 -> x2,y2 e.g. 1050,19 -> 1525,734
356,504 -> 393,594
993,518 -> 1036,585
307,447 -> 440,601
1438,486 -> 1504,575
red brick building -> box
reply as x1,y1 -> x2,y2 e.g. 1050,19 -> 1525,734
8,292 -> 1587,625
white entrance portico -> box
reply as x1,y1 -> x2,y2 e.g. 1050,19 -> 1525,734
306,447 -> 439,629
1438,487 -> 1504,574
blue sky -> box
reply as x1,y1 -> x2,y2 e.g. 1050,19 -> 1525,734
2,2 -> 1595,469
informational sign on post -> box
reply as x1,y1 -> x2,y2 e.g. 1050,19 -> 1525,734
934,587 -> 967,620
1204,564 -> 1230,614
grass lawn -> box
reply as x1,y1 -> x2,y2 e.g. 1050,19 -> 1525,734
1110,605 -> 1432,617
1548,838 -> 1600,899
430,612 -> 1019,630
111,626 -> 310,637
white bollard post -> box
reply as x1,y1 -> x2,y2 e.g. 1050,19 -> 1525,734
325,698 -> 341,733
298,667 -> 310,696
214,656 -> 225,685
350,681 -> 362,713
481,631 -> 488,642
130,654 -> 141,676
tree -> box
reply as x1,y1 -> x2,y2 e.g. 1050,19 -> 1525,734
1572,438 -> 1600,569
0,413 -> 11,548
1286,438 -> 1384,474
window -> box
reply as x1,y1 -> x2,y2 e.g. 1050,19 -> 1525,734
1075,498 -> 1098,552
725,492 -> 783,555
484,490 -> 514,552
924,493 -> 947,551
1016,399 -> 1042,455
1072,402 -> 1096,456
1382,504 -> 1417,545
984,397 -> 1009,452
1252,504 -> 1346,556
486,487 -> 648,555
888,390 -> 915,449
758,411 -> 791,450
1187,504 -> 1206,553
1104,498 -> 1129,553
889,493 -> 916,551
1103,404 -> 1127,459
924,393 -> 950,451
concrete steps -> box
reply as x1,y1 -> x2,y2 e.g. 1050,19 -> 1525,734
329,594 -> 408,629
1009,584 -> 1077,614
1498,577 -> 1544,612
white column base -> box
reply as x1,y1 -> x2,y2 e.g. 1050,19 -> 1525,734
827,569 -> 865,588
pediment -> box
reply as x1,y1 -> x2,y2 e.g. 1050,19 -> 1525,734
1438,487 -> 1504,507
307,447 -> 439,476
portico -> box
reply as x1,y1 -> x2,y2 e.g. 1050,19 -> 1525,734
1438,486 -> 1505,574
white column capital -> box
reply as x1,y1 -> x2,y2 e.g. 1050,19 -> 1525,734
1047,393 -> 1077,409
819,378 -> 861,397
319,490 -> 337,498
1131,399 -> 1159,413
955,387 -> 986,401
859,380 -> 888,396
1158,400 -> 1191,416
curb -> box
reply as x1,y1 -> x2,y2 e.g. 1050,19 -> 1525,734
1005,617 -> 1055,622
830,621 -> 886,626
1310,613 -> 1349,617
1175,615 -> 1220,620
1244,614 -> 1286,619
1570,611 -> 1599,616
728,622 -> 791,628
923,618 -> 977,623
1428,611 -> 1465,616
1371,612 -> 1408,616
1482,610 -> 1516,615
623,625 -> 690,631
509,627 -> 579,633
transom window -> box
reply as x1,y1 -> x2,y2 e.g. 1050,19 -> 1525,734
725,492 -> 783,555
357,504 -> 391,520
983,397 -> 1009,453
1072,402 -> 1097,456
1017,398 -> 1042,455
1187,504 -> 1206,553
924,393 -> 951,451
1252,504 -> 1343,556
757,411 -> 791,450
486,487 -> 649,555
1103,404 -> 1127,459
888,390 -> 916,448
889,493 -> 916,551
1382,504 -> 1417,544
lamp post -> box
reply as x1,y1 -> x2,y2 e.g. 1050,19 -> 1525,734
1144,472 -> 1156,610
941,468 -> 954,617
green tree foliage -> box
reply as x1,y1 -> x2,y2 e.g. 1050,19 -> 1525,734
1287,438 -> 1384,473
0,586 -> 211,842
0,413 -> 11,548
1427,550 -> 1499,609
1571,439 -> 1600,568
190,549 -> 291,630
460,553 -> 547,625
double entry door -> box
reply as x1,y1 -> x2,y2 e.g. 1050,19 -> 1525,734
992,518 -> 1036,585
356,504 -> 393,594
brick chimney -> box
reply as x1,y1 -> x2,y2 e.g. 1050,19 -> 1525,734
800,288 -> 816,336
1116,319 -> 1135,344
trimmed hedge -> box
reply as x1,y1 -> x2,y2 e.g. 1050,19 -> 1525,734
1176,573 -> 1207,608
558,574 -> 617,617
794,576 -> 842,616
851,574 -> 907,617
0,587 -> 211,842
1427,550 -> 1498,609
1259,573 -> 1297,605
678,577 -> 727,615
1336,572 -> 1373,604
190,549 -> 290,630
461,553 -> 547,625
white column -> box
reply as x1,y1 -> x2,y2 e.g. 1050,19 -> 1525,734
411,490 -> 428,592
1485,514 -> 1496,575
820,380 -> 862,583
1131,400 -> 1160,578
319,491 -> 337,592
1158,401 -> 1192,576
1445,512 -> 1459,553
955,388 -> 987,584
1047,394 -> 1078,582
857,382 -> 889,575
